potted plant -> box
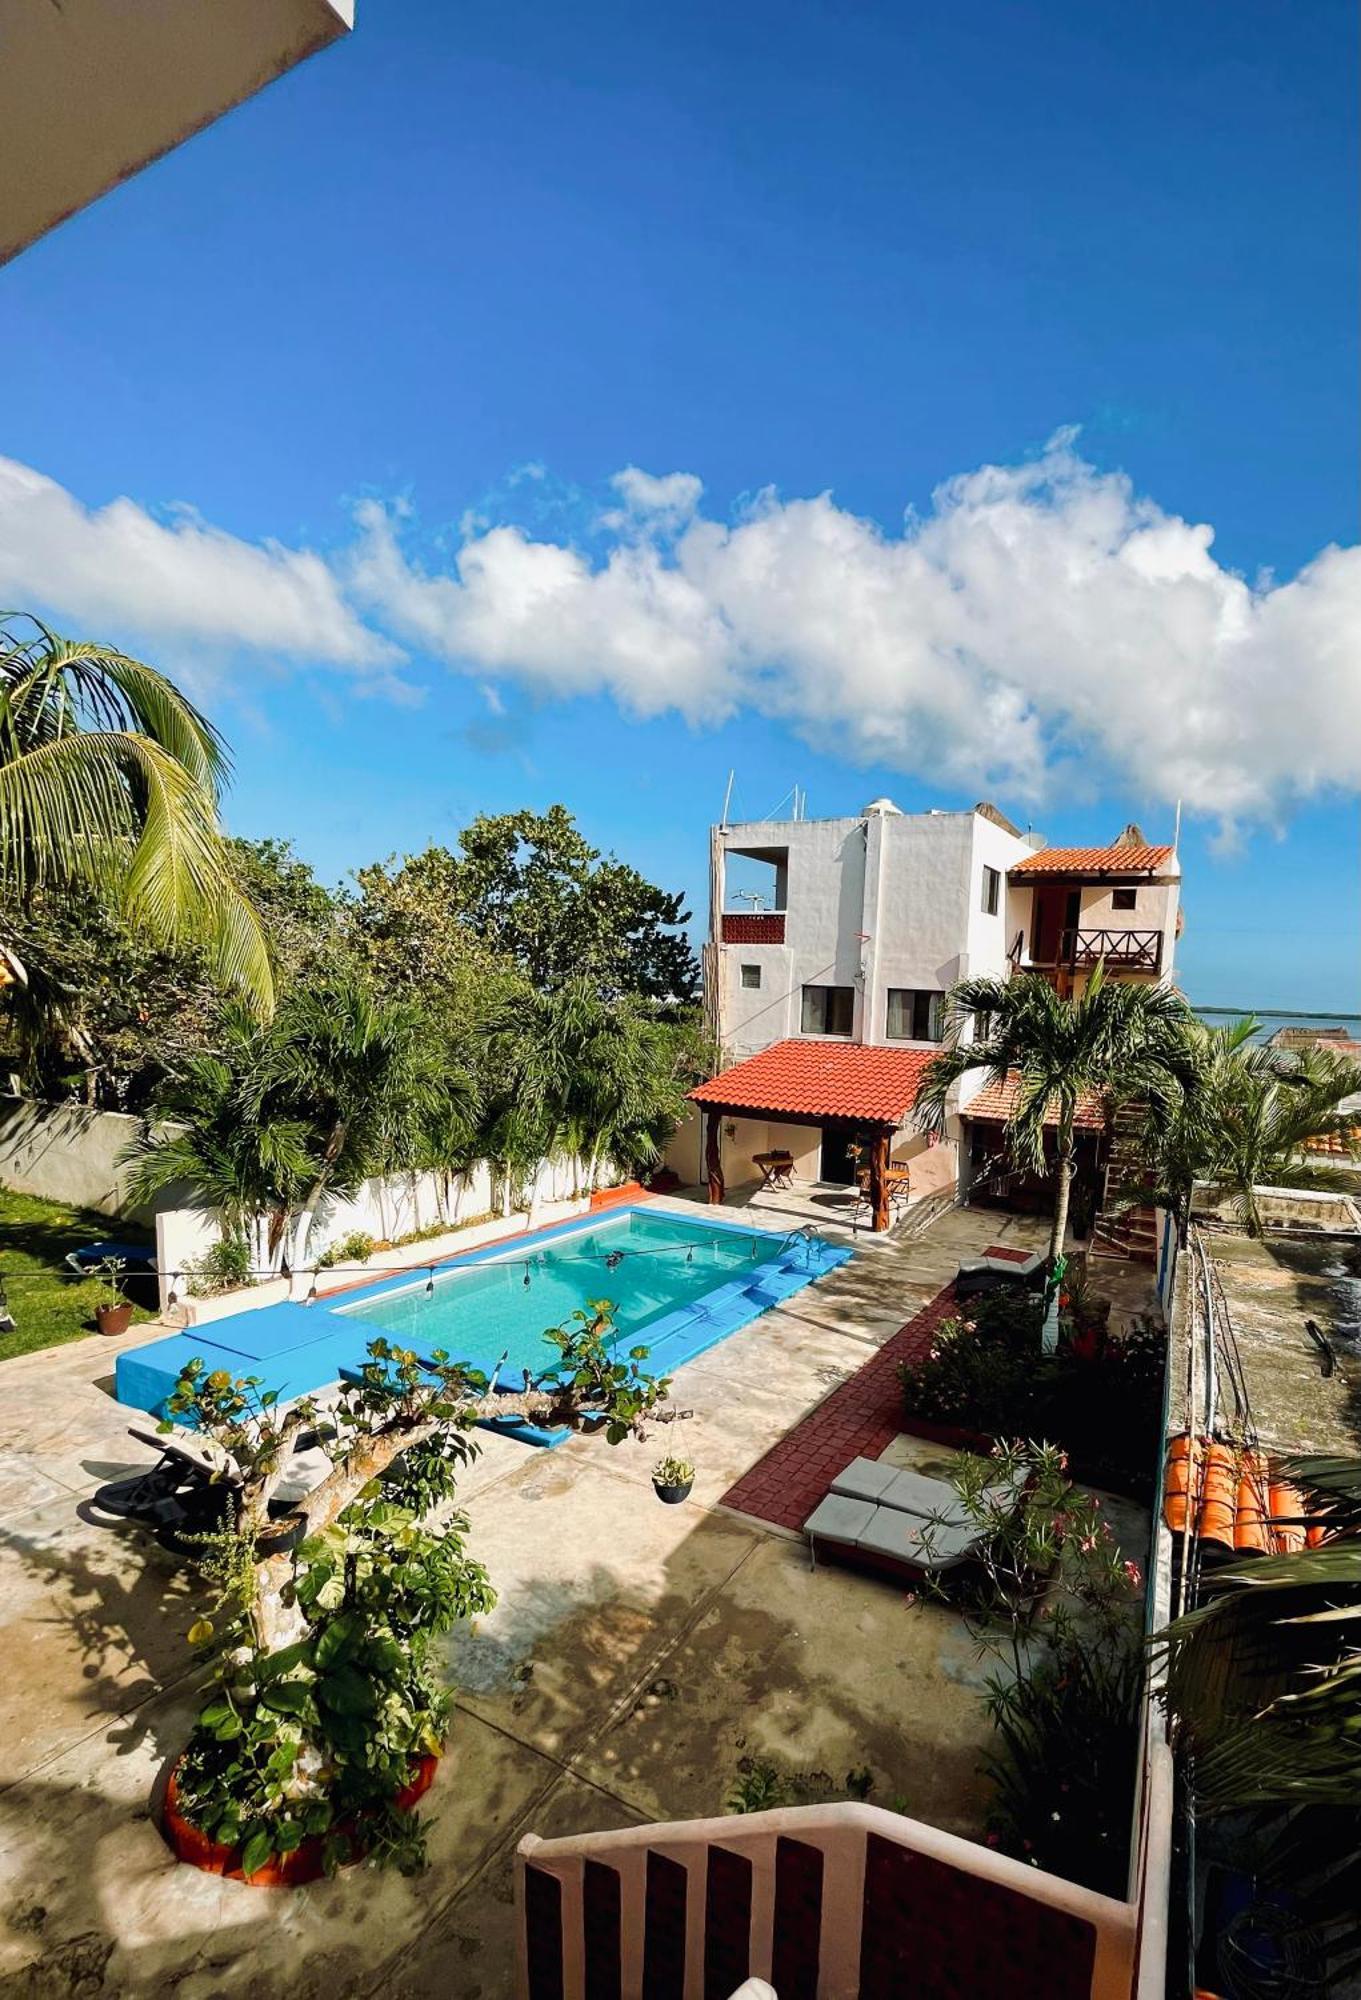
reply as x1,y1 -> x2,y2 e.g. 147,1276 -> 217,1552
157,1326 -> 671,1885
652,1454 -> 695,1504
93,1257 -> 134,1337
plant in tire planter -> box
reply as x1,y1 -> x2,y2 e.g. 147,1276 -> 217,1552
93,1256 -> 133,1336
652,1454 -> 695,1504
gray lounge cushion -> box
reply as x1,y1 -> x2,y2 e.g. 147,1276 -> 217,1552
855,1507 -> 978,1570
878,1467 -> 971,1523
804,1492 -> 878,1544
830,1456 -> 904,1503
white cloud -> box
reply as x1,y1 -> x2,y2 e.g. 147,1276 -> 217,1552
4,441 -> 1357,831
352,436 -> 1361,826
0,455 -> 399,680
602,466 -> 705,533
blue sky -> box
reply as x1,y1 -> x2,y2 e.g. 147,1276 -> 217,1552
1,0 -> 1356,1010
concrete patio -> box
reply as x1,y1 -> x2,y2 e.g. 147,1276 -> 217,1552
0,1193 -> 1156,1998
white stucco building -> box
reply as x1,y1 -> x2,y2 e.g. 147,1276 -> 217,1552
679,797 -> 1182,1227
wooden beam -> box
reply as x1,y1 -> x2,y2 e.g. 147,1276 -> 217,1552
869,1129 -> 891,1233
704,1109 -> 725,1206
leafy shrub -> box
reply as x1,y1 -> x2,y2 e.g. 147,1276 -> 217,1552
897,1288 -> 1045,1435
187,1237 -> 253,1298
316,1230 -> 376,1270
898,1288 -> 1165,1501
940,1441 -> 1146,1898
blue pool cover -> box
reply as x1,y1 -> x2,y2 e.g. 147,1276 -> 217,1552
114,1206 -> 852,1444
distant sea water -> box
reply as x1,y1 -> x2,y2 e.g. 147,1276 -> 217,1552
1192,1008 -> 1361,1044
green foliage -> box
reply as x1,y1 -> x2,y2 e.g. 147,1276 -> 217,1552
187,1236 -> 254,1298
652,1455 -> 695,1487
936,1440 -> 1145,1897
434,805 -> 697,1002
1120,1019 -> 1361,1238
0,612 -> 272,1010
725,1757 -> 877,1816
897,1286 -> 1166,1500
535,1303 -> 672,1443
167,1342 -> 496,1878
0,1187 -> 154,1361
316,1230 -> 376,1269
917,969 -> 1200,1261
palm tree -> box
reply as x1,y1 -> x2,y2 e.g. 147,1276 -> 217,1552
121,1003 -> 316,1271
253,976 -> 469,1268
1156,1457 -> 1361,1982
1123,1026 -> 1361,1239
0,612 -> 271,1009
916,968 -> 1200,1266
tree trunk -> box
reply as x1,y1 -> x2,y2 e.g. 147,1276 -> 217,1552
705,1111 -> 725,1205
292,1119 -> 349,1274
1049,1133 -> 1074,1267
868,1129 -> 891,1233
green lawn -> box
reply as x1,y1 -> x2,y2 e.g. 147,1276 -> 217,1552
0,1187 -> 156,1363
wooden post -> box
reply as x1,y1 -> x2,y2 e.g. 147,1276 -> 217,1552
705,1110 -> 726,1206
869,1129 -> 891,1233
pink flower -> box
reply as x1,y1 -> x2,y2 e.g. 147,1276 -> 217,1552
1123,1560 -> 1143,1587
985,1832 -> 1000,1847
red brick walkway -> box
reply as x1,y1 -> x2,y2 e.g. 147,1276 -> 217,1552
720,1282 -> 959,1532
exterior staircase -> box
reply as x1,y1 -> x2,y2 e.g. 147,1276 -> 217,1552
1090,1106 -> 1157,1266
515,1800 -> 1137,2000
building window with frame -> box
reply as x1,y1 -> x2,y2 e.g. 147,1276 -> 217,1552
740,963 -> 762,989
886,988 -> 943,1042
981,865 -> 1001,915
1111,887 -> 1137,911
800,984 -> 854,1036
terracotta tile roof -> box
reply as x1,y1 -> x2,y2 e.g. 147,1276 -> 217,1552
1010,843 -> 1174,877
1162,1435 -> 1333,1555
1304,1125 -> 1361,1159
689,1039 -> 935,1125
962,1072 -> 1107,1130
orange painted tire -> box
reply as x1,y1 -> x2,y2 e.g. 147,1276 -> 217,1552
162,1753 -> 440,1887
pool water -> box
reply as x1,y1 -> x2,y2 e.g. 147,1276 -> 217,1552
338,1208 -> 826,1382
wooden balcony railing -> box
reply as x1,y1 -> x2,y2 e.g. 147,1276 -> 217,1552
720,911 -> 786,945
1060,928 -> 1162,970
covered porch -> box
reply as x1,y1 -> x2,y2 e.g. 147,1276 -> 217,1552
687,1040 -> 951,1233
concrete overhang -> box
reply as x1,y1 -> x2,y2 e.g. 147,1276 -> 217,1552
0,0 -> 353,265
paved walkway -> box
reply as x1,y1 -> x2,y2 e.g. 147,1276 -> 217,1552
722,1281 -> 958,1530
0,1194 -> 1150,1997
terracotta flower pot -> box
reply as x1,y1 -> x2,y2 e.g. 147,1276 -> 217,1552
162,1753 -> 439,1887
96,1302 -> 134,1337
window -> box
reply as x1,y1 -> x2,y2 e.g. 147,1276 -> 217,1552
982,866 -> 1001,915
740,963 -> 762,989
1111,887 -> 1137,911
801,984 -> 854,1036
886,989 -> 943,1042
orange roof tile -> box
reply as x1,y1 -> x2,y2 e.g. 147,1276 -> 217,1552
1162,1435 -> 1322,1555
1011,844 -> 1174,877
689,1039 -> 935,1125
962,1072 -> 1107,1130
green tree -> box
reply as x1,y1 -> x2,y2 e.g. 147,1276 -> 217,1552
0,613 -> 271,1009
431,805 -> 697,1001
121,1002 -> 316,1270
480,979 -> 704,1204
1124,1024 -> 1361,1239
251,976 -> 476,1268
916,969 -> 1199,1266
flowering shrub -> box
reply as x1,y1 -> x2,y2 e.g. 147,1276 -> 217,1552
930,1439 -> 1146,1897
898,1286 -> 1166,1501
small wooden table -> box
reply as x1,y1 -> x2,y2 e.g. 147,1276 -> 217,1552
753,1150 -> 795,1191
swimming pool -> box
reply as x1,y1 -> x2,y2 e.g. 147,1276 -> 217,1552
114,1205 -> 852,1441
337,1206 -> 849,1385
